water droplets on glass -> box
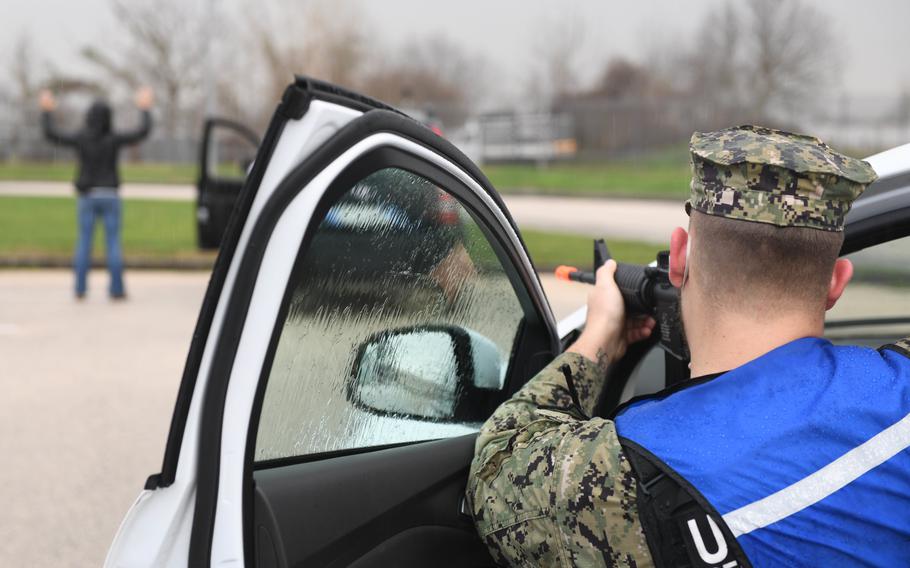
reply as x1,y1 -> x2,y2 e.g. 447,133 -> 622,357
255,168 -> 525,461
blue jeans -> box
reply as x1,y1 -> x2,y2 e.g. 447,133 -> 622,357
75,193 -> 124,296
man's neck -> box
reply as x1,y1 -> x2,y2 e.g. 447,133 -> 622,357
686,310 -> 824,377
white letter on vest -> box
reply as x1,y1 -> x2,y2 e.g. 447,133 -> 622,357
687,515 -> 728,564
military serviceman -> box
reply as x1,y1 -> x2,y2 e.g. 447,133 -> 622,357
467,125 -> 910,566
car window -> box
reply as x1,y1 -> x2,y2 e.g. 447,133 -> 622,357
826,235 -> 910,345
254,167 -> 525,462
207,124 -> 257,181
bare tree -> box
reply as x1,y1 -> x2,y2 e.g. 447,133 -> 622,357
591,58 -> 663,101
359,37 -> 484,126
685,0 -> 838,124
81,0 -> 208,136
685,3 -> 745,124
527,12 -> 588,107
3,36 -> 45,160
246,0 -> 366,124
745,0 -> 838,120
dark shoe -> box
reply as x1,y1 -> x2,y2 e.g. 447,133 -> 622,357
110,293 -> 128,301
75,292 -> 86,301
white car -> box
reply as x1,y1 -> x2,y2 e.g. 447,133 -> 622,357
105,77 -> 910,567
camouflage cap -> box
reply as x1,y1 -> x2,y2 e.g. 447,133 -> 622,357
687,125 -> 878,231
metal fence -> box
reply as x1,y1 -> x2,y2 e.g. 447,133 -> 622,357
450,112 -> 577,165
2,103 -> 907,166
0,133 -> 200,164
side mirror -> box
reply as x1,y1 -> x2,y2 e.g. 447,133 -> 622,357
347,325 -> 505,423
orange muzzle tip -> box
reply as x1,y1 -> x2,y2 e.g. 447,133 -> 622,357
555,265 -> 578,281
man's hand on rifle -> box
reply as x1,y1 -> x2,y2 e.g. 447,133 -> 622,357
568,259 -> 656,368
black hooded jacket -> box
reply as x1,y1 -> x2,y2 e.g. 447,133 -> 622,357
42,101 -> 152,193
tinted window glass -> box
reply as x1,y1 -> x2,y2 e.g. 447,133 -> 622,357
255,167 -> 525,461
826,236 -> 910,345
207,125 -> 257,181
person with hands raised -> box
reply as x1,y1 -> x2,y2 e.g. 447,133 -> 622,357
40,86 -> 154,300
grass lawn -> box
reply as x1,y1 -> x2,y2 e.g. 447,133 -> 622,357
0,196 -> 204,260
521,230 -> 662,270
0,196 -> 661,271
0,156 -> 690,198
0,161 -> 197,185
484,161 -> 689,199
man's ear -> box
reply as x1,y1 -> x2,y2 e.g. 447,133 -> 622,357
825,258 -> 853,311
669,227 -> 689,288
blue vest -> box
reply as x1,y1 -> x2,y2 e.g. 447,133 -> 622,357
615,337 -> 910,567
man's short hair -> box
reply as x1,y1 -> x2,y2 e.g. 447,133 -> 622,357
689,211 -> 843,315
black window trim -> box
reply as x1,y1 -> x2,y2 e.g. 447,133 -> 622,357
146,85 -> 310,493
152,78 -> 406,493
188,108 -> 560,567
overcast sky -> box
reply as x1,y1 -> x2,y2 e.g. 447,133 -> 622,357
4,0 -> 908,104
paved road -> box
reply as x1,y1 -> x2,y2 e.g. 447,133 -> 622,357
2,259 -> 907,566
0,271 -> 208,567
0,181 -> 685,243
0,180 -> 194,201
502,195 -> 685,243
0,269 -> 589,567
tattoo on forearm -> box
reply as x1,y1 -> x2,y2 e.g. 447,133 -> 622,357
596,347 -> 609,368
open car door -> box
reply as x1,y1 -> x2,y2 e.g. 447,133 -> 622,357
197,118 -> 261,249
106,78 -> 561,567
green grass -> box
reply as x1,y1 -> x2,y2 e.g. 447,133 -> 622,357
0,196 -> 205,259
0,195 -> 662,271
522,230 -> 663,270
0,156 -> 691,198
0,161 -> 196,185
484,161 -> 690,199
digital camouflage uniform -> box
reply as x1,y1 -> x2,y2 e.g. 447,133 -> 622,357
467,125 -> 882,567
467,351 -> 654,567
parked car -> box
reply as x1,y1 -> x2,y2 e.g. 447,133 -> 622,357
105,77 -> 910,567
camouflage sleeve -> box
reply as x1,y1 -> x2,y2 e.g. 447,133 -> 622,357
467,352 -> 654,567
884,336 -> 910,358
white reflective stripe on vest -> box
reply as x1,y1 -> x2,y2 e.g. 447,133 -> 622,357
723,412 -> 910,537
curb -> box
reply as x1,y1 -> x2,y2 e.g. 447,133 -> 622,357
499,187 -> 682,202
0,255 -> 215,271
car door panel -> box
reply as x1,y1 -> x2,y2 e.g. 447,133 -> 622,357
192,134 -> 554,565
197,118 -> 261,249
175,80 -> 559,566
149,88 -> 365,495
106,79 -> 558,566
106,86 -> 337,568
253,435 -> 493,567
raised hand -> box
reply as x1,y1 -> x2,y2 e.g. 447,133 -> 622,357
135,86 -> 155,110
39,90 -> 57,112
568,259 -> 655,368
